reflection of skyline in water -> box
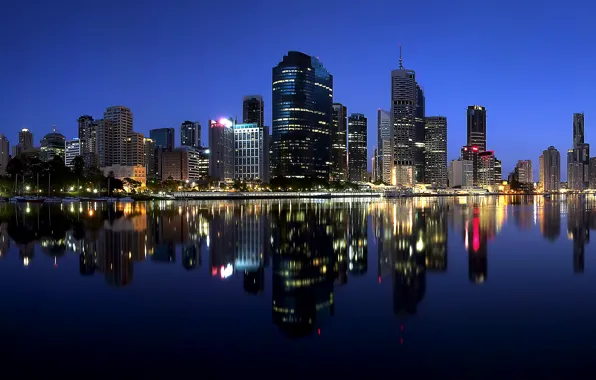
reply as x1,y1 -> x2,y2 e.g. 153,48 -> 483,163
1,195 -> 595,336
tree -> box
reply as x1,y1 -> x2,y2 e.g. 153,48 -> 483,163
6,157 -> 23,180
72,156 -> 85,178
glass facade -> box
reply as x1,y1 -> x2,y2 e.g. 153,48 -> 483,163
272,51 -> 333,179
331,103 -> 348,182
234,123 -> 268,182
348,113 -> 368,182
180,121 -> 200,148
149,128 -> 175,151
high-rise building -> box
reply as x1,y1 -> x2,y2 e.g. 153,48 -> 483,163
77,115 -> 98,167
19,128 -> 34,151
65,138 -> 80,168
233,123 -> 269,183
0,134 -> 9,176
461,145 -> 480,186
377,109 -> 392,183
331,103 -> 348,181
568,143 -> 589,191
467,106 -> 486,152
424,116 -> 447,186
573,113 -> 584,148
391,50 -> 418,186
143,138 -> 156,178
196,147 -> 210,180
543,146 -> 560,192
539,154 -> 544,188
126,132 -> 145,166
516,160 -> 533,184
40,128 -> 66,162
448,159 -> 473,187
494,157 -> 502,183
348,113 -> 368,182
414,85 -> 426,183
271,51 -> 333,180
149,128 -> 175,151
589,158 -> 596,189
103,106 -> 133,166
181,121 -> 200,148
209,118 -> 234,182
161,149 -> 189,181
243,96 -> 264,128
478,151 -> 496,188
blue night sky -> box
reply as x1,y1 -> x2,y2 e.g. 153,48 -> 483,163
2,0 -> 594,179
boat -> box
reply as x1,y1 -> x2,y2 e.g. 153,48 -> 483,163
116,197 -> 134,203
62,197 -> 80,203
44,197 -> 63,203
9,196 -> 44,203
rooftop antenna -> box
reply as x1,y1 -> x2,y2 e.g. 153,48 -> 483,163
399,44 -> 403,69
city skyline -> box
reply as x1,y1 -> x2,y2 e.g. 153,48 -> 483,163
3,1 -> 595,180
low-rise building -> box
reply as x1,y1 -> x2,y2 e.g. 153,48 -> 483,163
101,165 -> 146,185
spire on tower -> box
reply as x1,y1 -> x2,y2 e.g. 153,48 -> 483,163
399,44 -> 403,69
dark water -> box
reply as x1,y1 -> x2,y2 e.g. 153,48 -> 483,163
1,196 -> 596,376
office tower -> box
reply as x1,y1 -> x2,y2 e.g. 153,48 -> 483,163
516,160 -> 533,183
414,85 -> 426,183
331,103 -> 348,181
424,116 -> 447,186
160,149 -> 189,181
196,147 -> 210,179
539,154 -> 544,188
391,48 -> 419,186
372,147 -> 378,182
65,139 -> 80,168
178,146 -> 205,181
143,138 -> 156,178
233,123 -> 269,183
461,145 -> 480,186
149,128 -> 175,151
0,134 -> 9,176
377,109 -> 392,183
573,113 -> 584,148
126,132 -> 145,166
77,115 -> 98,166
209,118 -> 234,182
348,113 -> 368,182
243,95 -> 264,128
478,151 -> 496,187
543,146 -> 560,192
181,121 -> 200,148
448,159 -> 473,187
494,157 -> 502,183
102,106 -> 133,166
590,158 -> 596,189
40,128 -> 66,162
19,128 -> 34,151
271,51 -> 333,179
467,105 -> 486,152
568,143 -> 589,191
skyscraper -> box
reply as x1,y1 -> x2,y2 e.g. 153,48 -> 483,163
65,139 -> 80,168
348,113 -> 367,182
377,109 -> 392,183
331,103 -> 348,181
424,116 -> 447,186
271,51 -> 333,180
539,154 -> 544,188
391,48 -> 418,186
126,132 -> 145,166
0,134 -> 9,176
149,128 -> 175,151
414,85 -> 426,183
467,105 -> 487,152
103,106 -> 133,166
461,145 -> 480,186
234,123 -> 269,183
478,151 -> 496,188
77,115 -> 98,167
180,121 -> 200,148
573,113 -> 584,148
40,128 -> 66,162
208,118 -> 234,182
143,138 -> 156,178
516,160 -> 533,184
243,96 -> 264,128
19,128 -> 33,151
543,146 -> 560,192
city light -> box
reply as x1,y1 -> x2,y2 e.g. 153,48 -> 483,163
218,118 -> 233,128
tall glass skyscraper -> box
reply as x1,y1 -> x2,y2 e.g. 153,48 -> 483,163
331,103 -> 348,181
272,51 -> 333,180
150,128 -> 175,151
348,113 -> 368,182
180,121 -> 200,148
467,105 -> 487,152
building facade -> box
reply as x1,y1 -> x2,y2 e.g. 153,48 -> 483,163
77,115 -> 98,167
150,128 -> 175,151
103,106 -> 133,166
414,85 -> 426,183
516,160 -> 533,184
271,51 -> 333,180
331,103 -> 348,181
467,105 -> 487,152
209,118 -> 234,182
348,113 -> 367,182
233,123 -> 269,183
573,113 -> 584,148
65,138 -> 80,168
377,109 -> 392,184
543,146 -> 560,192
478,151 -> 496,188
243,95 -> 264,128
19,128 -> 34,151
143,138 -> 156,179
448,159 -> 473,187
101,165 -> 146,185
424,116 -> 447,186
538,154 -> 544,188
160,149 -> 189,181
461,145 -> 480,186
0,134 -> 9,176
181,121 -> 200,148
494,157 -> 502,183
40,128 -> 66,162
126,132 -> 145,167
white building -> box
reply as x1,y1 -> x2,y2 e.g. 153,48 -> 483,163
233,123 -> 269,183
449,159 -> 473,187
65,138 -> 80,168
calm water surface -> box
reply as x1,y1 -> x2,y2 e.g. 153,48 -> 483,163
1,196 -> 596,376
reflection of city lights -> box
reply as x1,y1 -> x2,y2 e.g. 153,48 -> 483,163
88,210 -> 94,216
220,264 -> 233,279
23,257 -> 29,266
211,267 -> 218,276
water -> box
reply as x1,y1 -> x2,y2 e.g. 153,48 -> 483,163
0,196 -> 595,376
